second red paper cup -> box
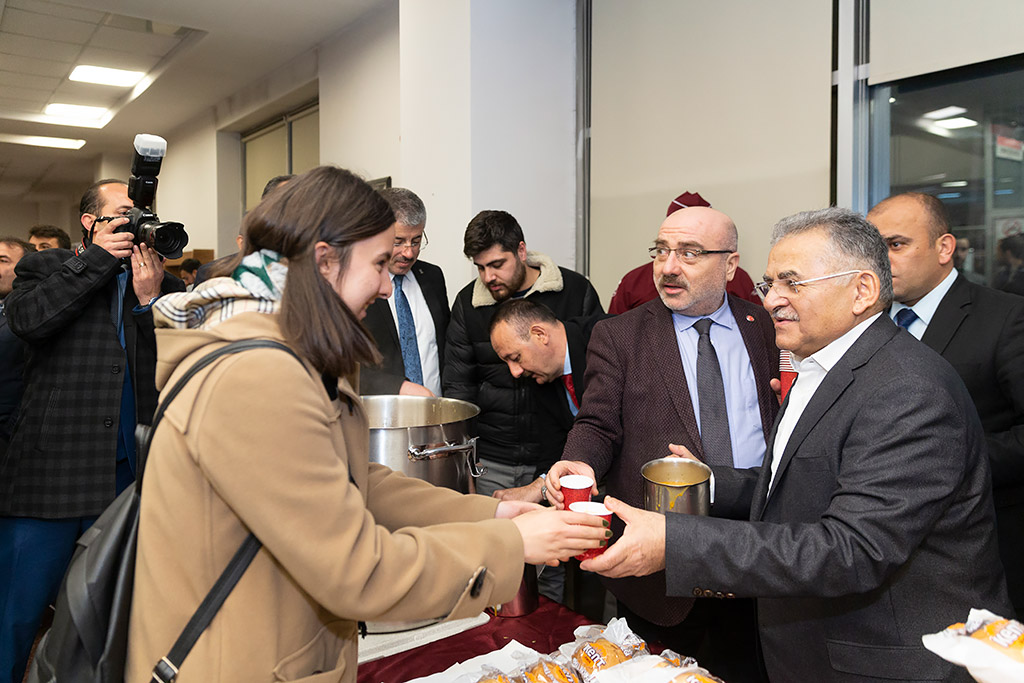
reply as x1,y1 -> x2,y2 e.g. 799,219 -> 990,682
560,474 -> 594,509
569,501 -> 612,561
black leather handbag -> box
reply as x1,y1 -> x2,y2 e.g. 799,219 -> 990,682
27,339 -> 300,683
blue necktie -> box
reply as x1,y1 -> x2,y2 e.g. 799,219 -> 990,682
895,307 -> 918,330
393,274 -> 423,384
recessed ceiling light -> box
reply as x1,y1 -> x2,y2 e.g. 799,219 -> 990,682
941,181 -> 968,187
44,103 -> 109,120
923,106 -> 967,120
0,133 -> 86,150
934,117 -> 978,129
69,65 -> 145,87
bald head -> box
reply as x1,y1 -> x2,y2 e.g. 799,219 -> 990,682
663,207 -> 739,251
868,193 -> 955,306
653,206 -> 740,315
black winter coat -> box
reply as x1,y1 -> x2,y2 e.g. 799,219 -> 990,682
444,253 -> 603,471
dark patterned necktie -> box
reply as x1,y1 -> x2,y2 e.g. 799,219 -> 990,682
694,318 -> 733,466
895,307 -> 918,330
393,274 -> 423,384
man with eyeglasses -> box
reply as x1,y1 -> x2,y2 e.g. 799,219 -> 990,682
580,207 -> 1010,682
869,191 -> 1024,618
546,206 -> 779,681
361,187 -> 448,396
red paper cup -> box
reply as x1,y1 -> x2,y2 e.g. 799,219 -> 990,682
569,501 -> 612,561
560,474 -> 594,509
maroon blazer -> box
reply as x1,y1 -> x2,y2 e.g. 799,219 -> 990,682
562,295 -> 779,625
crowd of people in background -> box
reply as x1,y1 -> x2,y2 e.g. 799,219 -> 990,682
0,170 -> 1020,682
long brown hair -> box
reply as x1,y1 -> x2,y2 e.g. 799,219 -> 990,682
217,166 -> 394,377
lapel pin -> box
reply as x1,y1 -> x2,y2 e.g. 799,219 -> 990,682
746,315 -> 755,322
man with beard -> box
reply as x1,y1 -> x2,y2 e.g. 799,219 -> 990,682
361,188 -> 448,396
445,210 -> 603,497
546,206 -> 779,681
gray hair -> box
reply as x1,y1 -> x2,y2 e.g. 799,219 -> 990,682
379,187 -> 426,226
770,207 -> 893,308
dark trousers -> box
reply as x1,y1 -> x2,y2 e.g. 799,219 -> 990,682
0,458 -> 133,683
618,597 -> 768,683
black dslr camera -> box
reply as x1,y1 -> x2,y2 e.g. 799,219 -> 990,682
117,133 -> 188,260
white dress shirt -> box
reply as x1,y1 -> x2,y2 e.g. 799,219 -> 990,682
768,312 -> 883,493
386,269 -> 441,395
889,268 -> 958,340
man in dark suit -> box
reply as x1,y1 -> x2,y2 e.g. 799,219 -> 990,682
587,207 -> 1010,682
0,179 -> 184,682
361,188 -> 448,396
869,191 -> 1024,617
548,206 -> 779,681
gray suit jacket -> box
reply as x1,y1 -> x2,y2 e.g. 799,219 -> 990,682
667,315 -> 1010,682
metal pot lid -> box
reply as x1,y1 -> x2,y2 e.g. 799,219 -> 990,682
360,395 -> 480,429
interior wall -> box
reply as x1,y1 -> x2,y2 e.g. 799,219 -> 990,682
870,0 -> 1024,85
0,200 -> 44,238
319,0 -> 400,181
589,0 -> 832,306
399,0 -> 474,295
159,111 -> 221,253
470,0 -> 578,271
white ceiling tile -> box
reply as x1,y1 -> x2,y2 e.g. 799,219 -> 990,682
6,0 -> 106,24
0,32 -> 84,62
75,46 -> 160,72
0,7 -> 94,45
91,25 -> 182,58
0,53 -> 72,78
0,69 -> 60,90
51,81 -> 121,107
0,97 -> 47,113
0,85 -> 51,104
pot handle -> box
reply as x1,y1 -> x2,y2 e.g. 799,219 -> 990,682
408,437 -> 475,460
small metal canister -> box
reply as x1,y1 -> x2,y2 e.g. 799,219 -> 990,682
641,457 -> 712,515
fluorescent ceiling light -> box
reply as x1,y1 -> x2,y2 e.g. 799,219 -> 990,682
44,103 -> 109,120
923,106 -> 967,120
936,192 -> 961,200
941,180 -> 968,187
69,65 -> 145,87
0,133 -> 85,149
934,117 -> 978,129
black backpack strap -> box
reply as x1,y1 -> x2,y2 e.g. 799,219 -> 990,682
143,339 -> 302,683
152,535 -> 261,683
136,339 -> 302,488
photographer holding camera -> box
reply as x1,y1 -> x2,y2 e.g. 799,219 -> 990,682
0,176 -> 184,683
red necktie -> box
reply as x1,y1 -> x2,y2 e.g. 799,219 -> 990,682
561,374 -> 579,409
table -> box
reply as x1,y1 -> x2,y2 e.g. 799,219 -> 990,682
356,597 -> 595,683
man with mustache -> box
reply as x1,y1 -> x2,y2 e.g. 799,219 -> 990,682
361,188 -> 448,396
578,207 -> 1010,682
445,210 -> 603,498
546,206 -> 778,681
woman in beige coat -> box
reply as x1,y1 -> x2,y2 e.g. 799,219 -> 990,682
124,167 -> 607,683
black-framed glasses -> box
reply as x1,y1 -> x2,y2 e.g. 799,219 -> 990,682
754,270 -> 862,299
394,233 -> 428,251
648,245 -> 733,264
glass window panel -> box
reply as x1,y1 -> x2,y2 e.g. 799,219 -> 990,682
244,123 -> 287,212
290,108 -> 319,175
871,60 -> 1024,288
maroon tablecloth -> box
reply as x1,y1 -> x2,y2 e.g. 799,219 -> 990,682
357,597 -> 595,683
